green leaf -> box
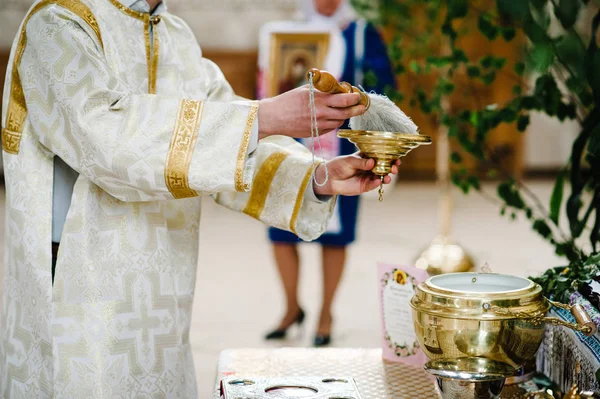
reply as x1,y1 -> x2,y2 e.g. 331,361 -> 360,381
447,0 -> 468,19
482,71 -> 497,85
549,169 -> 566,225
493,58 -> 507,69
514,62 -> 526,76
497,0 -> 529,22
587,121 -> 600,169
531,0 -> 548,10
480,55 -> 494,68
478,14 -> 499,40
451,152 -> 463,163
467,175 -> 481,190
534,74 -> 562,116
467,66 -> 481,77
587,48 -> 600,103
513,85 -> 523,95
502,27 -> 516,41
533,219 -> 553,240
453,49 -> 469,63
498,181 -> 526,209
555,33 -> 586,79
499,107 -> 518,123
596,368 -> 600,385
554,0 -> 580,30
523,17 -> 550,44
528,42 -> 555,72
517,114 -> 530,131
409,60 -> 420,73
441,20 -> 457,41
584,252 -> 600,266
557,102 -> 577,121
521,96 -> 540,110
426,56 -> 452,67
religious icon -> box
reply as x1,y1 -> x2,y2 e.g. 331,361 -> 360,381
268,32 -> 330,97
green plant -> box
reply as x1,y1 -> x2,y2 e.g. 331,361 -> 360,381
352,0 -> 600,302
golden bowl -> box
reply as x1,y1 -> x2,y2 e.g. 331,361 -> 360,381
410,273 -> 596,369
337,130 -> 432,175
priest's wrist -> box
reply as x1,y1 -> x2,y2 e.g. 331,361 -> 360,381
312,162 -> 333,197
257,99 -> 273,140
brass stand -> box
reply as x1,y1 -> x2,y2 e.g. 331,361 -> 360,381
414,125 -> 474,275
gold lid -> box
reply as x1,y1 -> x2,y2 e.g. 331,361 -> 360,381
410,272 -> 550,320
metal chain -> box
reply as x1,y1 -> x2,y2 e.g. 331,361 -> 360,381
308,72 -> 328,187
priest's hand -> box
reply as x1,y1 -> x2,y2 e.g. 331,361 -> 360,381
313,155 -> 401,197
257,86 -> 366,140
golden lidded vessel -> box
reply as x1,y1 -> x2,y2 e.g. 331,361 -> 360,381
410,273 -> 596,369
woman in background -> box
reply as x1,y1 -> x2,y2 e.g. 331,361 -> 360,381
264,0 -> 396,347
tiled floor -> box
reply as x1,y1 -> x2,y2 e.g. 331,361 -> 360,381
0,181 -> 564,397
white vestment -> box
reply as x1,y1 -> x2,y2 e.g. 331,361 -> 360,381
0,0 -> 335,397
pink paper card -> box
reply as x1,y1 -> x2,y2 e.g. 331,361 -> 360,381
378,263 -> 429,366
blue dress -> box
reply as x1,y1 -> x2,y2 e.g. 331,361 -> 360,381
268,21 -> 396,246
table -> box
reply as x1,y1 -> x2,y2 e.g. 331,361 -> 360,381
212,348 -> 439,398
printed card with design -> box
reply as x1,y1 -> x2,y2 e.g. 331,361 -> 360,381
378,263 -> 429,366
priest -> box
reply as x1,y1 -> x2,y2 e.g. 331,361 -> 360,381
0,0 -> 399,397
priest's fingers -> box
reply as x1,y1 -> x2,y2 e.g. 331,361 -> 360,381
344,156 -> 375,172
321,92 -> 361,107
369,174 -> 392,184
362,175 -> 392,192
363,178 -> 381,192
320,105 -> 365,121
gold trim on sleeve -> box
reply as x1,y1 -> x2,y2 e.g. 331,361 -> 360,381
243,152 -> 289,220
2,0 -> 103,154
107,0 -> 147,20
290,162 -> 320,235
165,100 -> 203,199
235,101 -> 259,192
144,23 -> 153,93
149,17 -> 160,94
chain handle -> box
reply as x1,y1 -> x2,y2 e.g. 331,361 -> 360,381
308,72 -> 328,187
488,302 -> 594,335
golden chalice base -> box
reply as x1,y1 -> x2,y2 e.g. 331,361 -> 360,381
337,130 -> 432,175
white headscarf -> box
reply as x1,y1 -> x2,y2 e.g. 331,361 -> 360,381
299,0 -> 357,29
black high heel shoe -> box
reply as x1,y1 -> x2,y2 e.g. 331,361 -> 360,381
264,308 -> 306,340
313,334 -> 331,347
313,315 -> 333,347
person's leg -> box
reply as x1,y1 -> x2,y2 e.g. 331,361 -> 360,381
318,245 -> 347,336
270,243 -> 304,330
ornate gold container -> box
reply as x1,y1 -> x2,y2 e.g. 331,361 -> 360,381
337,130 -> 432,176
410,273 -> 596,370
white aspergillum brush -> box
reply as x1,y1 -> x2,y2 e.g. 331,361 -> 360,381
307,68 -> 419,135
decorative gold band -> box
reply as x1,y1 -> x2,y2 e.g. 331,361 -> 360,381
165,100 -> 203,199
243,152 -> 289,219
107,0 -> 147,20
2,0 -> 103,154
290,162 -> 320,235
235,102 -> 259,192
